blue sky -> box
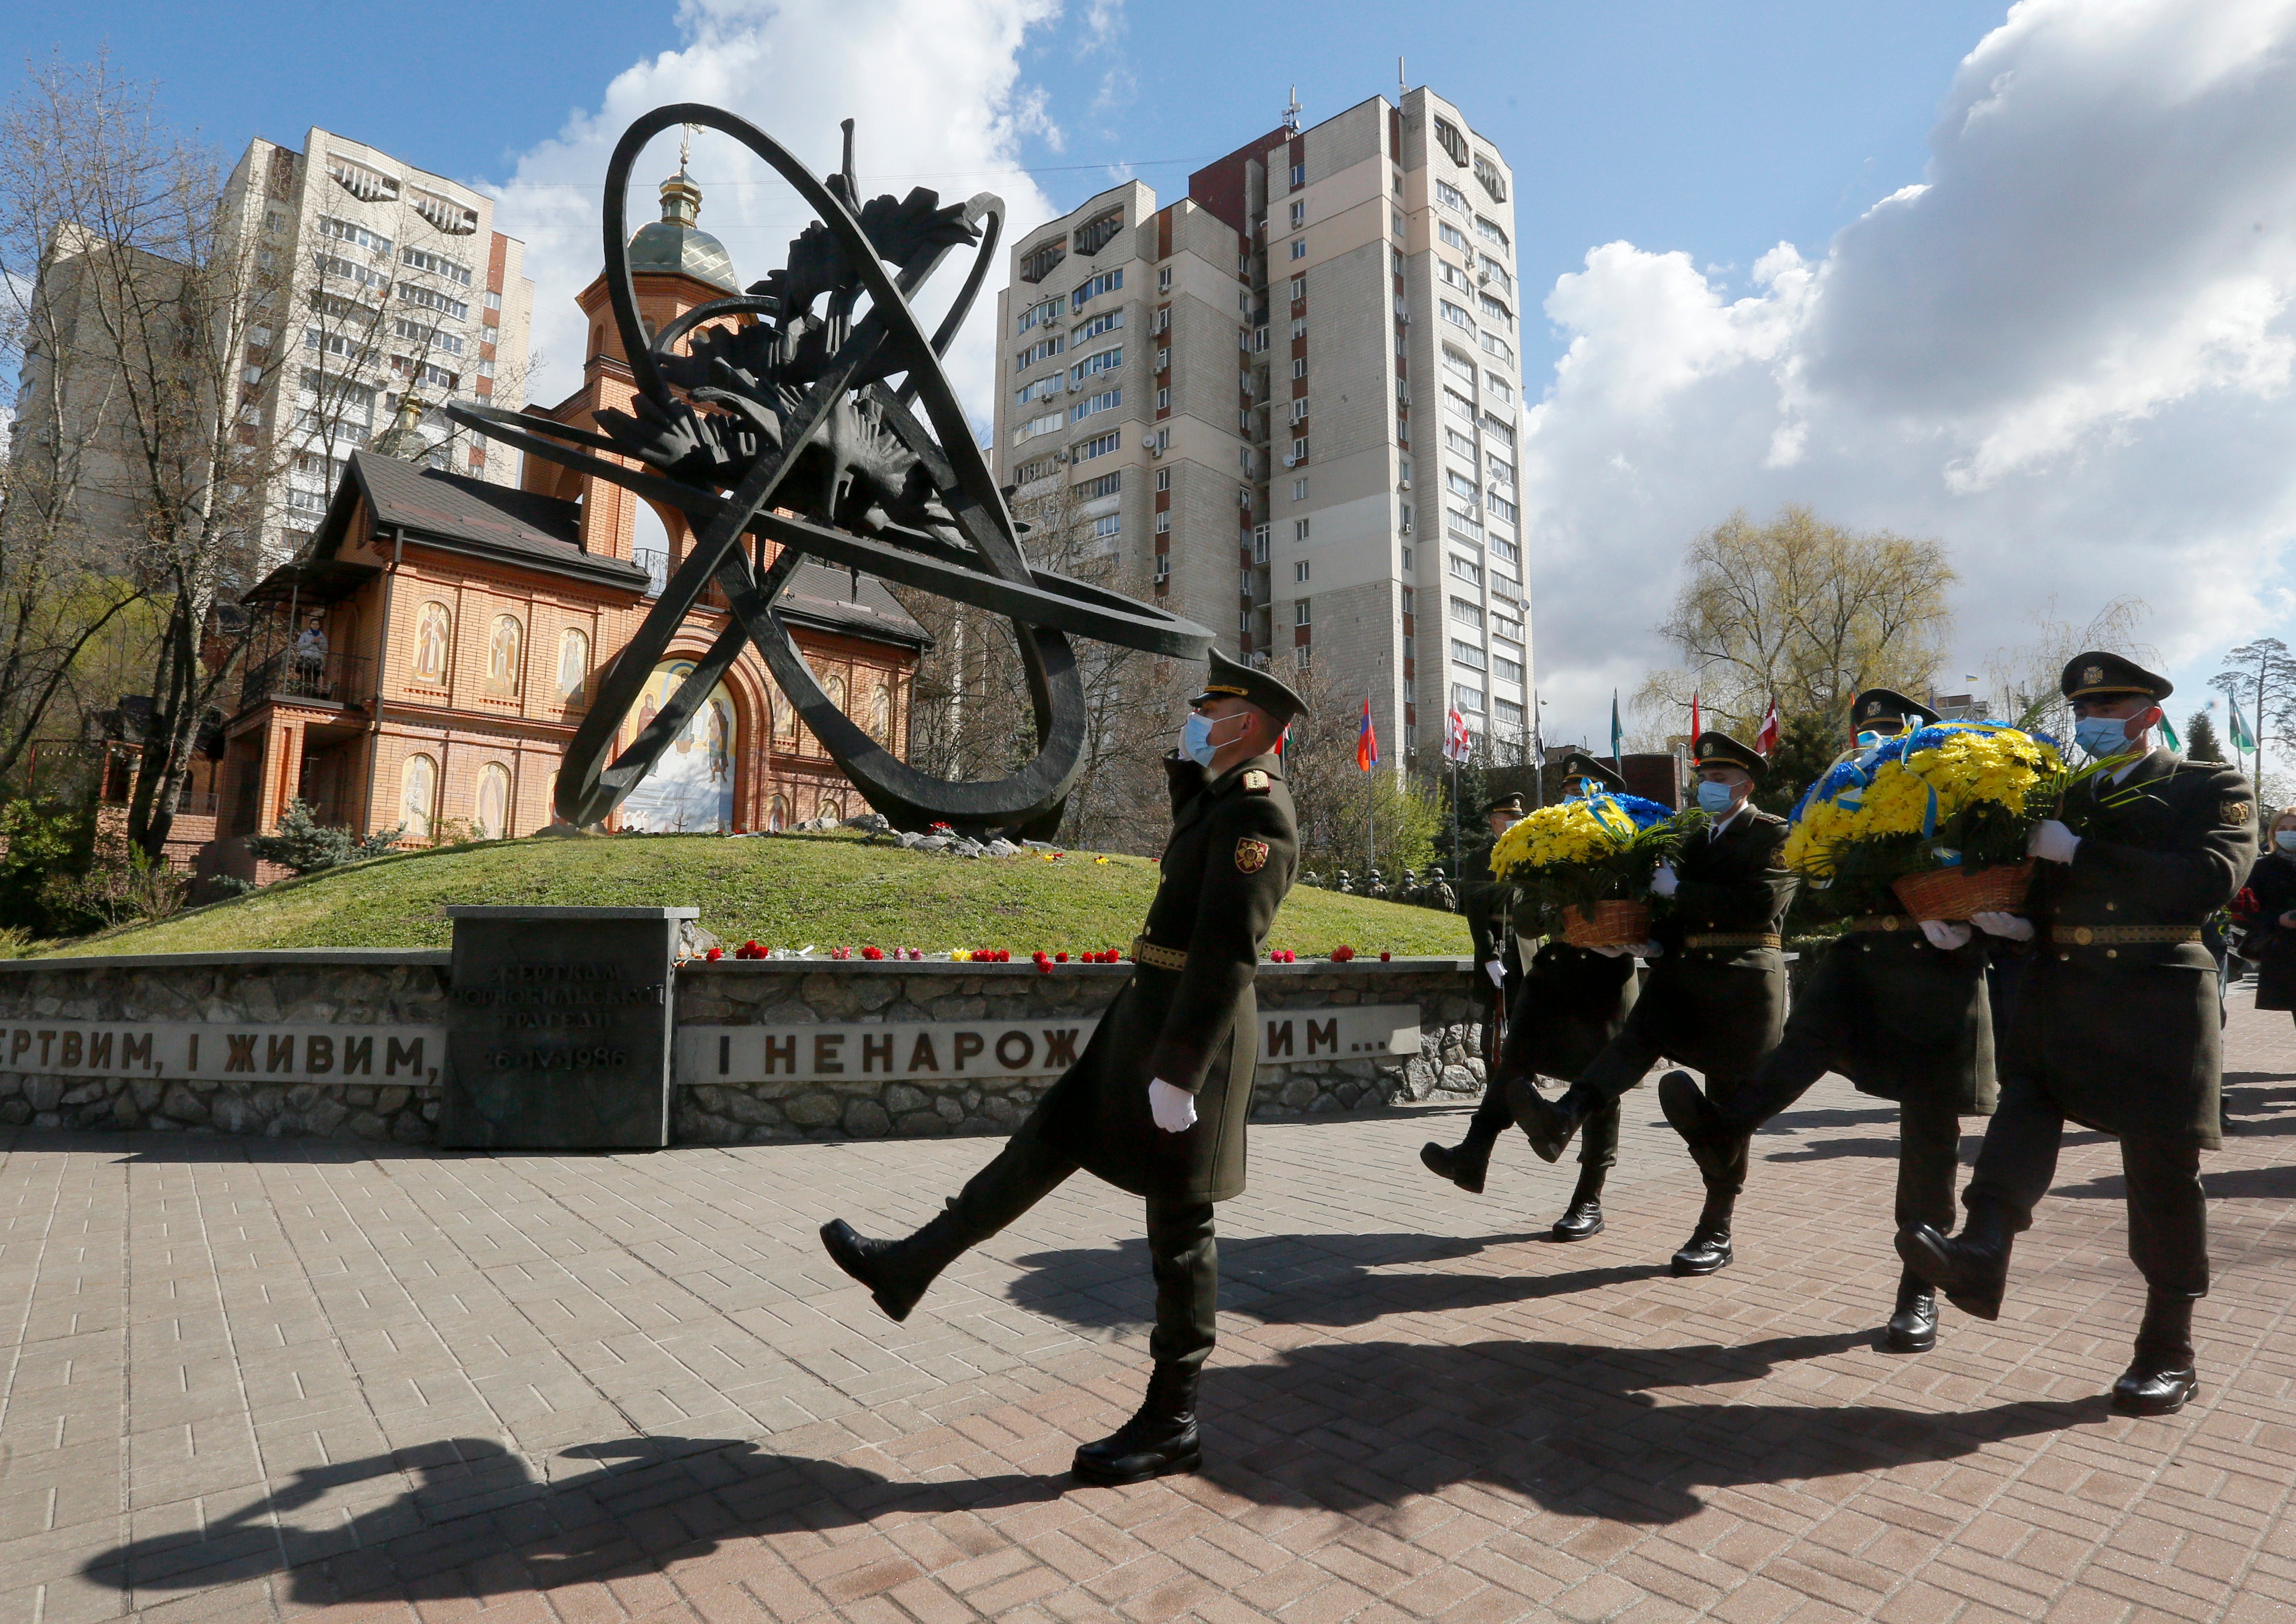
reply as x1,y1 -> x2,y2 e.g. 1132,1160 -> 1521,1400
7,1 -> 2293,768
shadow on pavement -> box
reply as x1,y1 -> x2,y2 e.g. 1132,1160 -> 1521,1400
81,1330 -> 2110,1605
2055,1164 -> 2296,1202
1002,1231 -> 1664,1330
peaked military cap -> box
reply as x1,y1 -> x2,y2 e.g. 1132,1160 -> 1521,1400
2061,650 -> 2172,702
1192,648 -> 1305,724
1555,750 -> 1627,794
1852,688 -> 1939,730
1693,729 -> 1768,780
1484,792 -> 1527,817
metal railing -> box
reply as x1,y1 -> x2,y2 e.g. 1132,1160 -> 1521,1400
240,648 -> 375,710
635,546 -> 670,598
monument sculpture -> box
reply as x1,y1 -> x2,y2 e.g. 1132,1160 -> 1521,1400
451,104 -> 1213,836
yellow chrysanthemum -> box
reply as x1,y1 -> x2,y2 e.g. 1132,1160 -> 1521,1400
1785,727 -> 2063,877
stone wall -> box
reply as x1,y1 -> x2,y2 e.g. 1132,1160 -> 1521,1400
672,961 -> 1486,1146
0,952 -> 1483,1145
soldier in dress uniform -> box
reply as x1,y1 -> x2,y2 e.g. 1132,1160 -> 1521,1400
820,648 -> 1302,1482
1660,689 -> 1996,1352
1421,756 -> 1641,1240
1459,792 -> 1531,1054
1509,731 -> 1798,1274
1899,652 -> 2256,1416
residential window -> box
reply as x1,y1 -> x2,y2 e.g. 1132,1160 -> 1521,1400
1453,683 -> 1484,713
1481,414 -> 1516,448
1291,357 -> 1307,379
1401,546 -> 1413,570
1488,493 -> 1518,524
1452,640 -> 1486,672
485,289 -> 502,311
1446,469 -> 1477,501
1295,599 -> 1312,626
1443,348 -> 1476,384
1288,275 -> 1304,301
1289,239 -> 1306,261
1489,535 -> 1521,564
1074,430 -> 1122,460
1070,267 -> 1123,310
1294,518 -> 1311,542
1292,477 -> 1307,501
1291,435 -> 1307,461
1481,331 -> 1516,365
1155,346 -> 1169,371
1447,428 -> 1478,459
1254,523 -> 1271,560
1294,560 -> 1310,583
1070,310 -> 1123,345
1495,697 -> 1526,729
1494,613 -> 1525,642
1012,410 -> 1062,444
1449,555 -> 1481,586
1156,387 -> 1169,410
1015,335 -> 1064,370
1017,295 -> 1062,334
1401,588 -> 1414,614
1476,214 -> 1511,252
1289,162 -> 1305,187
1068,344 -> 1122,386
1152,305 -> 1171,334
314,214 -> 392,256
1494,652 -> 1525,684
1288,200 -> 1305,230
1450,597 -> 1483,628
1439,221 -> 1469,253
1091,514 -> 1120,542
1290,399 -> 1309,423
1157,265 -> 1172,292
1440,299 -> 1474,331
1478,291 -> 1513,327
1436,178 -> 1469,213
1443,388 -> 1476,423
1487,372 -> 1514,403
1076,471 -> 1123,499
1068,391 -> 1121,429
1156,511 -> 1170,533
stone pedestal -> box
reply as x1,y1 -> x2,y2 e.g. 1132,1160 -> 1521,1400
439,906 -> 693,1149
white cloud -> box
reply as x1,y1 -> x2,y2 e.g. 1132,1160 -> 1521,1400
1523,0 -> 2296,742
485,0 -> 1064,438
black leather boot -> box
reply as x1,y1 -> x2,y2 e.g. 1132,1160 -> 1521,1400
1072,1361 -> 1202,1484
1657,1070 -> 1736,1183
1551,1167 -> 1606,1240
820,1211 -> 969,1323
1894,1199 -> 2013,1322
1505,1076 -> 1584,1164
1419,1117 -> 1502,1194
1670,1194 -> 1734,1276
1884,1269 -> 1938,1352
2112,1291 -> 2199,1416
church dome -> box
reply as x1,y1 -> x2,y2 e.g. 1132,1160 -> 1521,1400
627,169 -> 739,293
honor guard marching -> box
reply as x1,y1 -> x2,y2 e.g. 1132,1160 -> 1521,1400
1421,755 -> 1641,1239
1898,652 -> 2256,1415
1459,791 -> 1531,1054
820,649 -> 1302,1482
1510,732 -> 1798,1274
1661,690 -> 1997,1352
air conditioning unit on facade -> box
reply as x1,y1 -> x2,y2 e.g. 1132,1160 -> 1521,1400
1148,442 -> 1162,458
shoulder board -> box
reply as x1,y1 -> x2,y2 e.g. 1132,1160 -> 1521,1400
1242,769 -> 1271,794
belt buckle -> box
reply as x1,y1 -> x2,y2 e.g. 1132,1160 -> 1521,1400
2072,926 -> 2094,945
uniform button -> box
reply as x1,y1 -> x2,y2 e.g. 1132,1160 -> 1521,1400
2059,953 -> 2071,962
2106,901 -> 2117,912
2107,948 -> 2118,958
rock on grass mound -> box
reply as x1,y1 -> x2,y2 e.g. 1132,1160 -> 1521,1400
46,830 -> 1473,960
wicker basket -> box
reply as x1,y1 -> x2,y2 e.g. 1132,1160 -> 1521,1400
1890,861 -> 2035,922
1561,900 -> 1654,949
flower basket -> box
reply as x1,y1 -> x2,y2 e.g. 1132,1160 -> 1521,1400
1890,861 -> 2034,922
1561,900 -> 1653,948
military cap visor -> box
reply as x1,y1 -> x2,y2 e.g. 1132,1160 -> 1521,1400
1556,751 -> 1627,793
2061,650 -> 2173,702
1483,793 -> 1527,817
1692,729 -> 1767,780
1853,688 -> 1939,729
1191,648 -> 1305,724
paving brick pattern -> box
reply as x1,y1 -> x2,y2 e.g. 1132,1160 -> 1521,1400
4,995 -> 2296,1623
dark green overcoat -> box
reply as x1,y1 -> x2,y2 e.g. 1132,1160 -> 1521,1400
1779,924 -> 1997,1113
2004,751 -> 2256,1149
1041,751 -> 1298,1202
2237,850 -> 2296,1010
1494,941 -> 1639,1083
1634,807 -> 1798,1079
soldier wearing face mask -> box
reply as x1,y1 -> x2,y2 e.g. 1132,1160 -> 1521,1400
821,648 -> 1301,1485
1508,731 -> 1798,1275
1421,756 -> 1642,1240
1898,652 -> 2257,1417
2231,808 -> 2296,1025
1660,689 -> 1998,1355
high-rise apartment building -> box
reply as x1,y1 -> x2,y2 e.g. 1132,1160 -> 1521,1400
988,88 -> 1524,762
217,129 -> 535,564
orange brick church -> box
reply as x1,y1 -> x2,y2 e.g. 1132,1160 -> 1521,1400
200,170 -> 928,883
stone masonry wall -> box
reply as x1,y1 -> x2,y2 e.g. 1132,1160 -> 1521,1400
0,953 -> 1484,1145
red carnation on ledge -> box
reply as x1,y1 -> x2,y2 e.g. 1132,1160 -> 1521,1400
860,946 -> 885,961
704,947 -> 724,962
1330,944 -> 1355,963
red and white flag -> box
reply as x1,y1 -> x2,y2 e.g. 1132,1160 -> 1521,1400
1757,696 -> 1780,757
1444,708 -> 1473,764
1689,691 -> 1702,741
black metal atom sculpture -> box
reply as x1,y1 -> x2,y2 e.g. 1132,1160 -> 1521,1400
449,105 -> 1212,836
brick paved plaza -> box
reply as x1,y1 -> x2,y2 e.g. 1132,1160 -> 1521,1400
4,995 -> 2295,1624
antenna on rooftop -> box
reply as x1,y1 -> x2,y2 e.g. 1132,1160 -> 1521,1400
1398,57 -> 1406,103
1283,86 -> 1302,133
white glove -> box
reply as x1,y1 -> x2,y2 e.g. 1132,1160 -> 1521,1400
1484,959 -> 1507,988
1589,943 -> 1628,958
1918,919 -> 1973,951
1148,1079 -> 1197,1133
1970,911 -> 2036,942
1649,863 -> 1679,899
2027,819 -> 2080,865
1630,939 -> 1664,959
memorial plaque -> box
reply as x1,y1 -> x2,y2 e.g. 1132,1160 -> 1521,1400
440,905 -> 692,1149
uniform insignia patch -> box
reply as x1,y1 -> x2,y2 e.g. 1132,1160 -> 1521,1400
2223,798 -> 2254,826
2082,664 -> 2105,687
1235,837 -> 1270,873
1242,769 -> 1270,793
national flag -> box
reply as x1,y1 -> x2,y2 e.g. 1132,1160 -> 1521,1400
1757,696 -> 1780,757
1609,690 -> 1624,762
1356,699 -> 1379,772
1689,691 -> 1701,743
2229,694 -> 2258,754
2159,714 -> 2182,753
1530,690 -> 1546,763
1444,708 -> 1472,763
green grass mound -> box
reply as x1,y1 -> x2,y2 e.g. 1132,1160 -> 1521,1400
47,831 -> 1473,959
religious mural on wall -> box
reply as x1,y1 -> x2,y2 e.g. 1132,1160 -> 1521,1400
618,659 -> 736,832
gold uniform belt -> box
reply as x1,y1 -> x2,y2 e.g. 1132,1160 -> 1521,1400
1132,936 -> 1188,971
2048,925 -> 2201,947
1682,932 -> 1783,952
1846,915 -> 1917,933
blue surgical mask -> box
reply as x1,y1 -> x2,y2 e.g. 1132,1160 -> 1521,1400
1181,713 -> 1226,767
2074,716 -> 2138,761
1696,780 -> 1739,817
2275,830 -> 2296,852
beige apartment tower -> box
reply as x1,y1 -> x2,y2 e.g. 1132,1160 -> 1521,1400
988,88 -> 1527,762
218,129 -> 536,565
